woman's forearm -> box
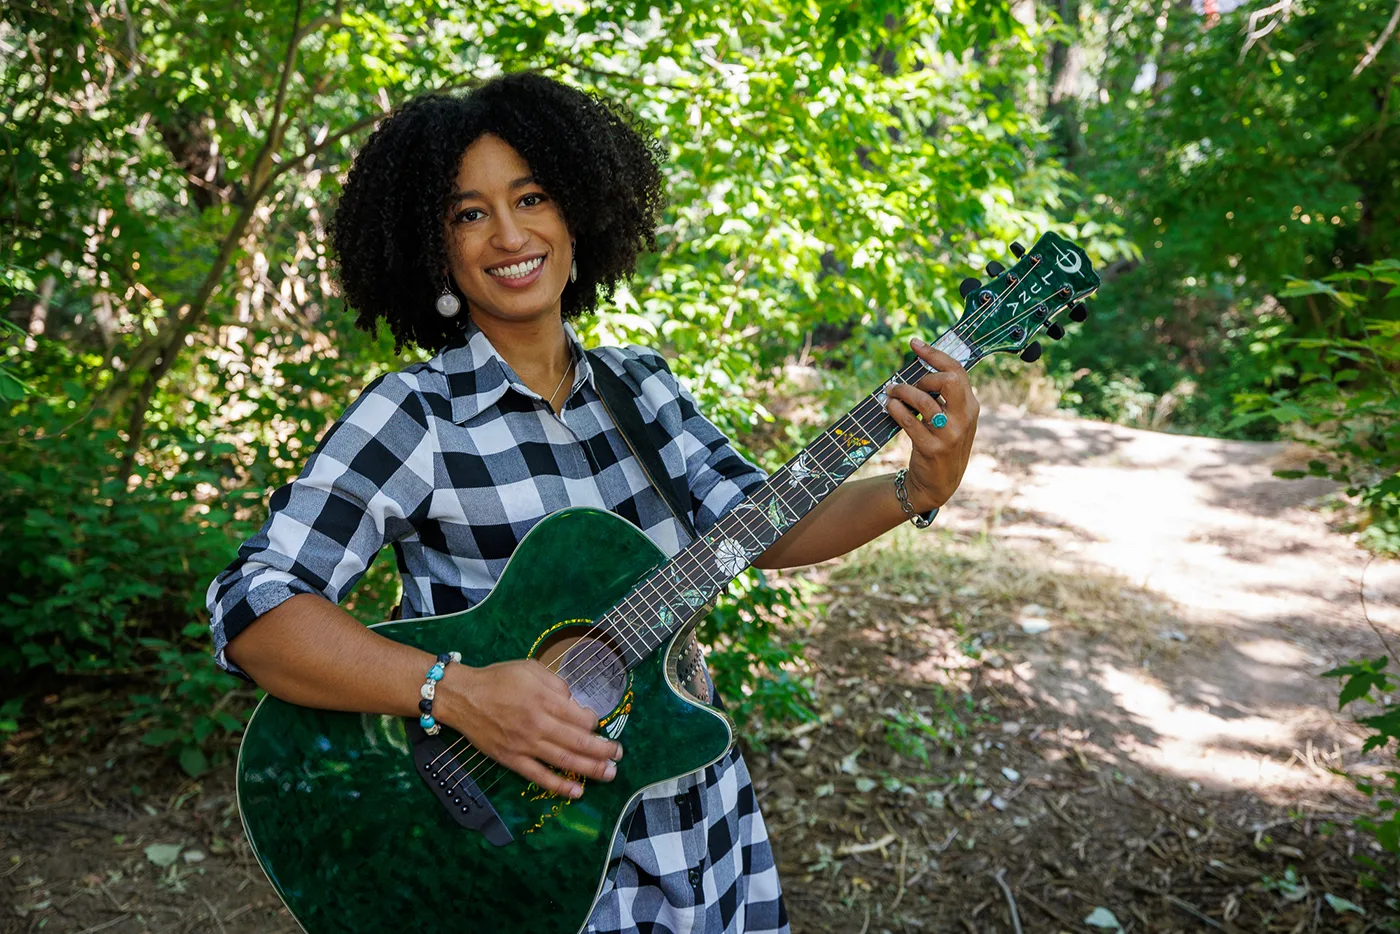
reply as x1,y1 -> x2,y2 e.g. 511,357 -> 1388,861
225,593 -> 624,800
753,473 -> 914,569
225,593 -> 436,718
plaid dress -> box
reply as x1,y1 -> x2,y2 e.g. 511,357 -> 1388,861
207,319 -> 789,934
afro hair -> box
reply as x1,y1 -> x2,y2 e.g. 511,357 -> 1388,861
328,72 -> 667,352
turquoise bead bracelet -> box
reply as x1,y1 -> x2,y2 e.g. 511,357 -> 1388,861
417,651 -> 462,736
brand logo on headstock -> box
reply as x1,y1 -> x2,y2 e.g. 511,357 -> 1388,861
1052,243 -> 1082,274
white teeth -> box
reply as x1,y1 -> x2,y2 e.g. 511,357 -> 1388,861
488,256 -> 544,280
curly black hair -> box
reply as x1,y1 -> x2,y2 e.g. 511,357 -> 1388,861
328,72 -> 667,352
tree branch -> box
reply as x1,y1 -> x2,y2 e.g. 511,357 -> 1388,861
103,0 -> 340,445
1239,0 -> 1293,62
1354,0 -> 1400,77
262,73 -> 485,191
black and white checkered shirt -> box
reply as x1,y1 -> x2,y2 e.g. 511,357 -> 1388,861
207,319 -> 789,934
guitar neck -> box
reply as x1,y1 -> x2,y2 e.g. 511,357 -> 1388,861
603,326 -> 985,667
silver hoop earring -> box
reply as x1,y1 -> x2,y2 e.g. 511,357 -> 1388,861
435,288 -> 461,318
570,258 -> 578,283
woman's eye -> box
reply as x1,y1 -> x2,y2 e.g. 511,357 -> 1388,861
521,193 -> 546,207
456,208 -> 482,223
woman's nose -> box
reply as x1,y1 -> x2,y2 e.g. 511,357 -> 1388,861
492,210 -> 528,252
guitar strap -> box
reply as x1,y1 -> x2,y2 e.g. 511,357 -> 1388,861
585,349 -> 716,708
585,351 -> 697,540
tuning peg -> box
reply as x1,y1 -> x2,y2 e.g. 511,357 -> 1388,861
986,261 -> 1005,277
1009,241 -> 1025,258
1069,303 -> 1088,322
959,277 -> 981,299
1019,341 -> 1043,363
1046,322 -> 1065,340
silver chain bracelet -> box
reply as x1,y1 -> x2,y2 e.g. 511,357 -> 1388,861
894,468 -> 939,528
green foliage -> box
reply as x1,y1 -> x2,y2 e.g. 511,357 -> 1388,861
2,0 -> 1085,762
0,402 -> 248,674
697,569 -> 816,742
1324,656 -> 1400,924
881,689 -> 978,766
1047,1 -> 1399,441
126,624 -> 249,778
1234,260 -> 1400,552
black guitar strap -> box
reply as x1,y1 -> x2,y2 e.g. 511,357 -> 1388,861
585,349 -> 698,541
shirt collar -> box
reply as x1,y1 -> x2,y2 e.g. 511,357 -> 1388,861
430,317 -> 595,425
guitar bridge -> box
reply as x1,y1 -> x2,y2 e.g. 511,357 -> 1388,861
413,732 -> 513,846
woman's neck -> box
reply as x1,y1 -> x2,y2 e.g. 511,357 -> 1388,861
469,310 -> 572,398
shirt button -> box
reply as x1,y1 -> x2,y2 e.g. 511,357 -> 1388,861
688,868 -> 701,886
674,793 -> 686,806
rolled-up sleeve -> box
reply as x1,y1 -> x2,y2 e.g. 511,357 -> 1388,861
205,374 -> 436,676
674,382 -> 768,534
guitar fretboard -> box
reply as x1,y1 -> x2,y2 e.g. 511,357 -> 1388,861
598,327 -> 982,668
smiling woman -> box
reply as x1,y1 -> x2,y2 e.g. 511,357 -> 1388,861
211,69 -> 979,934
442,137 -> 576,347
327,73 -> 666,354
210,72 -> 794,934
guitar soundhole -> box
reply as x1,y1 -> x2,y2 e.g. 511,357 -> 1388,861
557,637 -> 627,718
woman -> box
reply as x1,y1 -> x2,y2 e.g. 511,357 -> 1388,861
207,71 -> 978,934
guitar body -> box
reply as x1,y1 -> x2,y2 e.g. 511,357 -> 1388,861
236,507 -> 735,934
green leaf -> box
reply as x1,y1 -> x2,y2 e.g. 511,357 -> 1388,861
140,728 -> 181,747
1323,894 -> 1364,916
1084,907 -> 1123,931
178,746 -> 209,778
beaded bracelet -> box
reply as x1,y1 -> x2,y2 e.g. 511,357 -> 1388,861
418,651 -> 462,736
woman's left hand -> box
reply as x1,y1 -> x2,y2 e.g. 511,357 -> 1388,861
883,338 -> 980,513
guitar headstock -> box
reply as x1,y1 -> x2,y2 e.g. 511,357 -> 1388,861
952,232 -> 1100,364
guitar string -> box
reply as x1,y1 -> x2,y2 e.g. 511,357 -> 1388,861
449,291 -> 1092,804
435,402 -> 899,795
536,272 -> 1086,709
437,333 -> 991,797
432,264 -> 1085,794
432,269 -> 1079,793
432,270 -> 1082,794
454,412 -> 898,799
433,443 -> 841,792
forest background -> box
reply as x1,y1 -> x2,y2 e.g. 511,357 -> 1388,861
2,0 -> 1399,924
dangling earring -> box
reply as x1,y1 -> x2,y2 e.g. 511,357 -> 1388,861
435,286 -> 461,318
570,258 -> 578,283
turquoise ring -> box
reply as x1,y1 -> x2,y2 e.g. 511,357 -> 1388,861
931,413 -> 948,429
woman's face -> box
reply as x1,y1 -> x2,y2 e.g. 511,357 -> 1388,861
443,134 -> 572,328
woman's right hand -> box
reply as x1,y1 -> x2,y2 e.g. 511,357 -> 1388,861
434,658 -> 623,800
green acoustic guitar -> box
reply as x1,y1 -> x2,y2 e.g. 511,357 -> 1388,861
236,232 -> 1100,933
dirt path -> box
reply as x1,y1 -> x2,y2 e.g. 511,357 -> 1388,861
947,409 -> 1400,797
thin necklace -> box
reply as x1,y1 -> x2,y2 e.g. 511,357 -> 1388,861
547,358 -> 574,408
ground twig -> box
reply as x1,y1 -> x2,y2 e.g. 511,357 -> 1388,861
1132,883 -> 1238,932
993,868 -> 1024,934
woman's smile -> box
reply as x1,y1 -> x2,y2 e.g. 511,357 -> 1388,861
485,254 -> 547,289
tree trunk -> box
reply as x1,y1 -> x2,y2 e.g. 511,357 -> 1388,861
1044,0 -> 1084,162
